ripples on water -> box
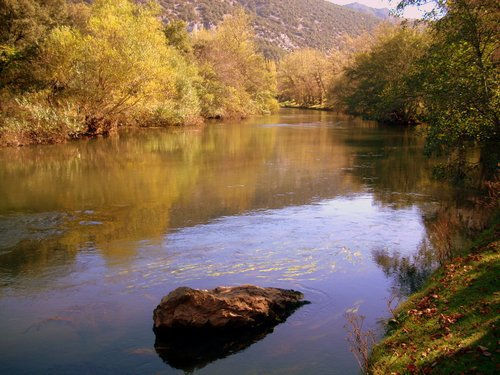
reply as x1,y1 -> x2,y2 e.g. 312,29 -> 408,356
0,109 -> 455,374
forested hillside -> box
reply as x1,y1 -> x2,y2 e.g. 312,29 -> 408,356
156,0 -> 381,58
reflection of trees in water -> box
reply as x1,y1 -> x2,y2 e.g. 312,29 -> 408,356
1,110 -> 494,287
348,125 -> 497,296
0,238 -> 78,288
421,197 -> 496,262
373,198 -> 497,297
346,127 -> 454,209
0,112 -> 364,281
372,239 -> 437,297
154,304 -> 305,372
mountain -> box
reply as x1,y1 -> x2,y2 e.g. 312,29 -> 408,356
343,2 -> 392,20
156,0 -> 382,58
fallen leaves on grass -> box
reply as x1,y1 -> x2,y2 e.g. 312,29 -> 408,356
439,313 -> 464,327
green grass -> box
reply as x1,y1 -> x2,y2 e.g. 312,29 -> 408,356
369,217 -> 499,375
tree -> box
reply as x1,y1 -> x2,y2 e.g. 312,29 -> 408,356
0,0 -> 69,48
336,25 -> 428,124
0,0 -> 71,90
278,49 -> 332,106
164,20 -> 192,54
398,0 -> 499,181
38,0 -> 201,134
325,30 -> 378,110
192,10 -> 278,118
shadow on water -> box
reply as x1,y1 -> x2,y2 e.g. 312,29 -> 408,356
153,304 -> 306,373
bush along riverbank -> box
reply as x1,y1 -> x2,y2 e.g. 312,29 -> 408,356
0,0 -> 278,147
369,213 -> 499,374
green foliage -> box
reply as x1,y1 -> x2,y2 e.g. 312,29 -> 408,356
0,44 -> 22,76
336,25 -> 428,124
0,0 -> 68,47
0,0 -> 71,89
164,20 -> 192,54
414,0 -> 499,181
333,0 -> 498,181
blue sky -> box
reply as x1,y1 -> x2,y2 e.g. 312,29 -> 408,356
329,0 -> 434,19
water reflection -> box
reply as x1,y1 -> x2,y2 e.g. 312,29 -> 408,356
0,109 -> 465,374
0,111 -> 448,282
154,305 -> 305,373
372,241 -> 436,297
372,200 -> 495,297
0,113 -> 365,287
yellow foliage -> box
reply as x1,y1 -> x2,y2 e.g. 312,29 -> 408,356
38,0 -> 201,133
278,49 -> 332,106
193,10 -> 278,118
0,1 -> 279,145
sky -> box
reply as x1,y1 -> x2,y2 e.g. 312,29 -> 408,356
329,0 -> 434,19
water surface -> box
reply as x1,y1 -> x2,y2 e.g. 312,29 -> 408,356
0,109 -> 454,374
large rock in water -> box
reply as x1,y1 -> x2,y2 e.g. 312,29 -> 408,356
153,285 -> 306,332
153,285 -> 308,371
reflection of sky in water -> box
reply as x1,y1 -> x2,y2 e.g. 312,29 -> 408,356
0,194 -> 425,374
115,195 -> 423,290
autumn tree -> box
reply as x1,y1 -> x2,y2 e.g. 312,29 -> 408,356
278,49 -> 332,106
38,0 -> 201,134
326,29 -> 379,110
0,1 -> 279,146
193,10 -> 278,118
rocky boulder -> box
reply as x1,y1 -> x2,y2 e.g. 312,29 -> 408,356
153,285 -> 307,332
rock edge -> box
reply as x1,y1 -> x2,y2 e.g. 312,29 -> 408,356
153,285 -> 307,332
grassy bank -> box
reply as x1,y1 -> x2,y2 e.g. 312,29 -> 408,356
369,216 -> 499,374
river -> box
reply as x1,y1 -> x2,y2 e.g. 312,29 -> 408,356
0,109 -> 456,374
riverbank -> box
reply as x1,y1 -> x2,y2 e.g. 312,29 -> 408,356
279,101 -> 333,112
369,214 -> 499,374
